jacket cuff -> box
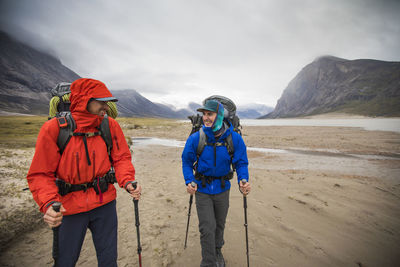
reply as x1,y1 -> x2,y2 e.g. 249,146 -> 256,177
124,181 -> 136,192
42,200 -> 58,213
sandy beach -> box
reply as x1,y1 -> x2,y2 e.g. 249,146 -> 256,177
1,120 -> 400,266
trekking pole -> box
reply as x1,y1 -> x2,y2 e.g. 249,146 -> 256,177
240,179 -> 250,267
132,181 -> 142,267
52,202 -> 61,267
184,181 -> 196,249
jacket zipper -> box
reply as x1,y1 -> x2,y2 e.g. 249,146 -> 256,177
75,152 -> 81,181
92,150 -> 96,179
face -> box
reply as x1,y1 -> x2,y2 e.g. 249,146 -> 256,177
202,111 -> 217,127
87,100 -> 109,116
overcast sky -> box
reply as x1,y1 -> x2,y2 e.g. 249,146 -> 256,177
1,0 -> 399,109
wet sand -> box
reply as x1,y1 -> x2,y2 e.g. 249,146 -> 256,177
1,122 -> 400,266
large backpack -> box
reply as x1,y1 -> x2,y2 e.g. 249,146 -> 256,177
49,82 -> 116,160
188,95 -> 242,170
188,95 -> 242,136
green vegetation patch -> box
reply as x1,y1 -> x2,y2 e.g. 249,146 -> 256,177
0,116 -> 182,149
332,97 -> 400,117
0,116 -> 47,149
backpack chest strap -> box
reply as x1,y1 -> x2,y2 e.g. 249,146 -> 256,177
73,131 -> 101,137
72,131 -> 102,166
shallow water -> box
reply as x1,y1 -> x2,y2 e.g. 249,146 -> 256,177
240,118 -> 400,133
132,137 -> 400,160
132,137 -> 185,147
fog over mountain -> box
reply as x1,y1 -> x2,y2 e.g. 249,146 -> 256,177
2,30 -> 398,119
0,31 -> 269,118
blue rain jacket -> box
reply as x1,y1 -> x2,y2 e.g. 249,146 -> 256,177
182,123 -> 249,195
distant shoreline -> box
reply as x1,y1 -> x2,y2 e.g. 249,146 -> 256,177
0,111 -> 35,116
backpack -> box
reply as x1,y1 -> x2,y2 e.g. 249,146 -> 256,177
188,95 -> 242,170
49,82 -> 115,162
49,82 -> 72,117
188,95 -> 242,136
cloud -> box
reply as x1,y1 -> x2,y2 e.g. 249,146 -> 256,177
1,0 -> 399,108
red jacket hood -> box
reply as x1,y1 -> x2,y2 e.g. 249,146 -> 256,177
70,78 -> 115,131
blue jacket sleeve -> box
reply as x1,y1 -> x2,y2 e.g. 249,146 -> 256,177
181,133 -> 198,185
232,133 -> 249,183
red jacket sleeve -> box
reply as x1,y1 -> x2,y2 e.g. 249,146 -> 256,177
26,119 -> 61,213
109,118 -> 136,188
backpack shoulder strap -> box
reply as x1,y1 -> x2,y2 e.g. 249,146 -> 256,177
225,133 -> 236,171
225,133 -> 234,156
57,112 -> 75,154
189,114 -> 203,137
98,115 -> 113,159
56,113 -> 113,162
196,127 -> 207,157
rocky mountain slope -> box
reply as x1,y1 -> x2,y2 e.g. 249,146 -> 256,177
263,56 -> 400,118
0,31 -> 80,114
111,89 -> 190,118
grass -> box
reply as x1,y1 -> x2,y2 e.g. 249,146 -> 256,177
0,116 -> 47,149
0,116 -> 181,149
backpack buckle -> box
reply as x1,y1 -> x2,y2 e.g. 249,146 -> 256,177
57,116 -> 68,128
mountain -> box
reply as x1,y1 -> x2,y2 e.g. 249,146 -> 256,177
187,102 -> 202,113
262,56 -> 400,118
111,89 -> 190,118
237,103 -> 274,119
186,101 -> 273,119
0,31 -> 80,114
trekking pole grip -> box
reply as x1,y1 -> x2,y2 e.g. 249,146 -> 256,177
52,202 -> 61,213
132,181 -> 137,190
240,179 -> 247,196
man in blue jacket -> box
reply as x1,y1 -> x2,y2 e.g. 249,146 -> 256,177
182,99 -> 251,267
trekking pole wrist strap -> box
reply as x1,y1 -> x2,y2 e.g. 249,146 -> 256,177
124,181 -> 137,192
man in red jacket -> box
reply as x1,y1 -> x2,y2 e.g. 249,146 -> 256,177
27,78 -> 142,267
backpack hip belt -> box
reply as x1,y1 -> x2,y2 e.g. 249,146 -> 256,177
55,169 -> 116,196
195,170 -> 233,189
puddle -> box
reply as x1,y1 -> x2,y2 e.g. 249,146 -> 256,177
248,147 -> 287,154
132,137 -> 185,147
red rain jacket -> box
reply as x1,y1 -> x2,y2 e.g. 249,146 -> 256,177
27,78 -> 135,215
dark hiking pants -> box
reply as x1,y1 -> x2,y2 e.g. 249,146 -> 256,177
57,200 -> 118,267
195,190 -> 230,267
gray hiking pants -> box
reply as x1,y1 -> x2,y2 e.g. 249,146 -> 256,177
195,190 -> 230,267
